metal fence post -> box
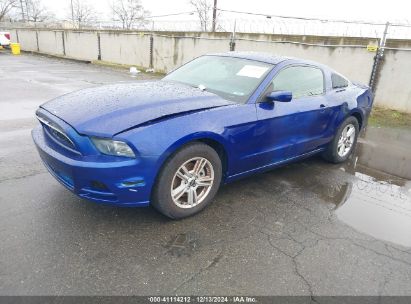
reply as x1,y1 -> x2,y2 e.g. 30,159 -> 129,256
61,31 -> 66,56
229,19 -> 236,51
35,30 -> 39,51
369,22 -> 390,92
149,34 -> 154,68
97,32 -> 101,60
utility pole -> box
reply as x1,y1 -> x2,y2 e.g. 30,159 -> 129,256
379,21 -> 389,58
70,0 -> 75,28
369,22 -> 390,92
212,0 -> 217,32
19,0 -> 25,21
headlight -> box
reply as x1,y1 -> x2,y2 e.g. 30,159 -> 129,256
91,137 -> 135,158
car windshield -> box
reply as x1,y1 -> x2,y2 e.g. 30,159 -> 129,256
163,55 -> 274,103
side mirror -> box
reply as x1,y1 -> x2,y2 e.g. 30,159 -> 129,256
265,90 -> 292,102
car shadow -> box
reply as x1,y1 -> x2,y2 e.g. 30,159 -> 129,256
49,153 -> 348,227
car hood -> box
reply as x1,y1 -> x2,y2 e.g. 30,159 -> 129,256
41,80 -> 234,136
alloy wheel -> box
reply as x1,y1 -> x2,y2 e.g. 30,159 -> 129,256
337,123 -> 356,157
171,157 -> 215,208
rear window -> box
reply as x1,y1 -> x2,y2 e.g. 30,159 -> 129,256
332,73 -> 349,89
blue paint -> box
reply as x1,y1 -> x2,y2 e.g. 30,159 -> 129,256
32,52 -> 373,207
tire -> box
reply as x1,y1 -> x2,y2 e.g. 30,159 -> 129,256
152,142 -> 222,219
322,116 -> 359,163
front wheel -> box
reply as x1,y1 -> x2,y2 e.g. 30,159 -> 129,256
152,142 -> 222,219
322,116 -> 359,163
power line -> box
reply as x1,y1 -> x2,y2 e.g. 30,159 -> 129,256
147,11 -> 196,19
216,8 -> 411,27
390,22 -> 411,28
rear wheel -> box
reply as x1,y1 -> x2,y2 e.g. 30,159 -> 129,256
322,116 -> 359,163
152,142 -> 222,219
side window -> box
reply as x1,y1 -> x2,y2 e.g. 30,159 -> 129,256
272,66 -> 324,99
331,73 -> 349,89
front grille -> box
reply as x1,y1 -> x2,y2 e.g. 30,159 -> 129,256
36,114 -> 76,150
45,125 -> 75,149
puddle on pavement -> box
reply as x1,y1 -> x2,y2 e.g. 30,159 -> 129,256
275,126 -> 411,247
334,127 -> 411,247
335,164 -> 411,247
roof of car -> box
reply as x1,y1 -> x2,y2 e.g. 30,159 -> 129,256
209,51 -> 293,65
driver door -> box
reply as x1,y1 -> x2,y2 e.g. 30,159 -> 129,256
255,65 -> 333,166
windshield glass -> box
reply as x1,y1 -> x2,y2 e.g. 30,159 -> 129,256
163,55 -> 274,103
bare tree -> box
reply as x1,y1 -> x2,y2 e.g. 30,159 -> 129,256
0,0 -> 17,21
110,0 -> 149,30
26,0 -> 51,22
189,0 -> 214,31
69,0 -> 96,29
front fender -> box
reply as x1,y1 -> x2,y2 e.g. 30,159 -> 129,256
116,113 -> 229,175
154,131 -> 229,177
116,102 -> 255,185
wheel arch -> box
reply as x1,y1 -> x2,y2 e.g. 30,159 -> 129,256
154,132 -> 230,183
197,138 -> 228,180
348,109 -> 364,130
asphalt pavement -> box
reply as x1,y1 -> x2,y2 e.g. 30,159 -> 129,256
1,52 -> 410,297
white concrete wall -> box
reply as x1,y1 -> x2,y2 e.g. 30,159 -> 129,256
100,32 -> 150,67
153,33 -> 230,73
7,29 -> 18,43
375,49 -> 411,113
4,28 -> 410,112
235,35 -> 377,85
63,31 -> 98,61
15,29 -> 38,51
38,30 -> 64,56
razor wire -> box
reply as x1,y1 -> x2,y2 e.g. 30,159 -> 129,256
3,10 -> 411,42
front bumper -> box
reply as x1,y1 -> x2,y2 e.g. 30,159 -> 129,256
32,125 -> 156,207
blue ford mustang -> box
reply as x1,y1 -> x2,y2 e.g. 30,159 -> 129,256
32,52 -> 373,218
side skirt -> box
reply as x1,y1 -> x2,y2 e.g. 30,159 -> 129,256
224,148 -> 325,183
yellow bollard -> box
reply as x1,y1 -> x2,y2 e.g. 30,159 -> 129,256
10,43 -> 21,55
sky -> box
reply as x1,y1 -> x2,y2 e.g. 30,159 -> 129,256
42,0 -> 411,24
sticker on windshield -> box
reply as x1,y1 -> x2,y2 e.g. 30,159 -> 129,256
236,65 -> 269,78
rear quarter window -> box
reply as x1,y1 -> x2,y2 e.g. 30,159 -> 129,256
332,73 -> 349,89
